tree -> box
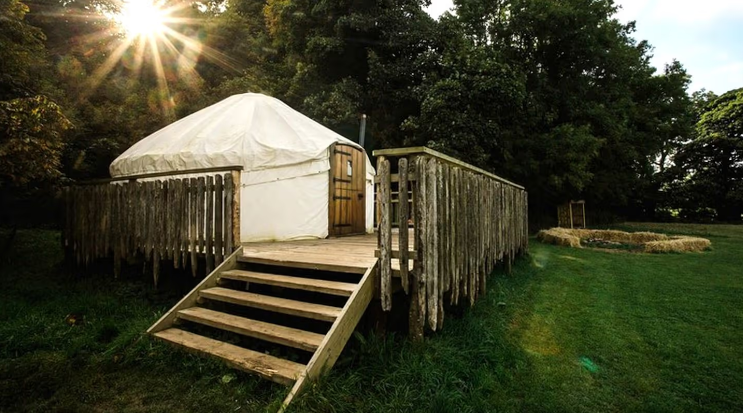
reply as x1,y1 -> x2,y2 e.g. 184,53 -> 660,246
0,96 -> 72,188
0,0 -> 72,189
676,88 -> 743,221
0,0 -> 50,99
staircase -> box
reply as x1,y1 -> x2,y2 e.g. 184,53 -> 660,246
148,247 -> 378,409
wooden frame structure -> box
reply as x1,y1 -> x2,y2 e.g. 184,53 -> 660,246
63,167 -> 242,284
327,143 -> 368,236
374,147 -> 529,339
557,200 -> 586,228
64,147 -> 530,410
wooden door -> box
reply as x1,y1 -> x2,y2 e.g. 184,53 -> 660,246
328,143 -> 367,236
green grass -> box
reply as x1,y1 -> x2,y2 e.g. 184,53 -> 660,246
1,224 -> 742,412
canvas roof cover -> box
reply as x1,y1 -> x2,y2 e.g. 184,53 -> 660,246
109,93 -> 372,179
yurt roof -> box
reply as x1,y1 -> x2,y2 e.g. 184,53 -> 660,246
109,93 -> 368,178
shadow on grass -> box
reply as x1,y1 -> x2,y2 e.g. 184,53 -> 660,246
0,229 -> 287,412
288,257 -> 546,413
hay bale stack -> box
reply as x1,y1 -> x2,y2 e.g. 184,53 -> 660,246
537,229 -> 581,248
630,231 -> 669,243
644,236 -> 711,253
537,227 -> 710,254
553,228 -> 593,239
589,229 -> 633,243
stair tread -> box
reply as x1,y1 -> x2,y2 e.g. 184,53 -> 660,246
238,254 -> 370,274
200,287 -> 342,322
153,328 -> 304,386
220,270 -> 357,296
178,307 -> 324,352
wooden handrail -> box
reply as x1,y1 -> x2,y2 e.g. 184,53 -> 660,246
77,165 -> 244,185
374,147 -> 529,340
372,146 -> 524,190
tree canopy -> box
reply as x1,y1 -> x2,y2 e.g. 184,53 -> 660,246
0,0 -> 740,224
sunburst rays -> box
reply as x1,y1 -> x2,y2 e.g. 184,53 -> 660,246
68,0 -> 242,119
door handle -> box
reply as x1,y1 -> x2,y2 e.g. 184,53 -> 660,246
358,193 -> 364,199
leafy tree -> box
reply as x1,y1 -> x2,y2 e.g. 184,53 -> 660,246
0,0 -> 72,189
0,0 -> 50,99
0,96 -> 72,188
676,88 -> 743,221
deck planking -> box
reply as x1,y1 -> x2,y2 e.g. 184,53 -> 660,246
241,230 -> 413,274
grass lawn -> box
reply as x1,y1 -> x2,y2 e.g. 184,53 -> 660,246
1,223 -> 742,412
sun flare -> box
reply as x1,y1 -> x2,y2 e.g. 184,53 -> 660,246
117,0 -> 169,38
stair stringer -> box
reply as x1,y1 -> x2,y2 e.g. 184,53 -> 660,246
147,247 -> 244,334
280,260 -> 379,411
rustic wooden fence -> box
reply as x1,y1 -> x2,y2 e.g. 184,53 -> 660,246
375,147 -> 528,339
63,167 -> 241,285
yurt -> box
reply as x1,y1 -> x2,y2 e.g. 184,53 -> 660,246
110,93 -> 375,242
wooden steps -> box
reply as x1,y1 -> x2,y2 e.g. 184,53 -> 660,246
238,253 -> 372,274
220,270 -> 357,296
200,287 -> 342,322
177,307 -> 324,352
148,246 -> 378,411
153,328 -> 304,385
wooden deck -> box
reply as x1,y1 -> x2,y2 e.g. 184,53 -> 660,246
241,230 -> 413,274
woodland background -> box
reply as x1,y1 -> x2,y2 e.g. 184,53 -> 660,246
1,0 -> 742,228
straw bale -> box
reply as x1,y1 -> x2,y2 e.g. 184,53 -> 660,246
643,236 -> 711,253
537,229 -> 581,248
629,231 -> 669,243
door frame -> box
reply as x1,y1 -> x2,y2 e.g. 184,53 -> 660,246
328,143 -> 367,237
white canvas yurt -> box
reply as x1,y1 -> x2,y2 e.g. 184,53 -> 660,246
110,93 -> 375,242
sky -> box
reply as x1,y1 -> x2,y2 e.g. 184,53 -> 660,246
425,0 -> 743,94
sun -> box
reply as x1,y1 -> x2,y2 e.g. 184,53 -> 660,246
116,0 -> 169,38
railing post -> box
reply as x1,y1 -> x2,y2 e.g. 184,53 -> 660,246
231,170 -> 241,252
377,156 -> 392,311
398,157 -> 409,294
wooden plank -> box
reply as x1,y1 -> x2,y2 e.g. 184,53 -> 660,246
373,147 -> 524,189
215,174 -> 224,266
327,143 -> 337,236
425,158 -> 438,330
147,247 -> 242,334
175,179 -> 182,267
153,181 -> 162,285
280,261 -> 378,411
126,182 -> 135,260
181,178 -> 189,268
378,157 -> 392,311
200,288 -> 342,322
142,182 -> 151,259
224,173 -> 233,255
177,307 -> 324,352
220,270 -> 357,297
205,175 -> 214,274
398,157 -> 410,294
231,170 -> 241,249
410,156 -> 427,340
153,328 -> 303,386
190,178 -> 198,277
436,161 -> 445,331
373,173 -> 417,183
82,165 -> 243,185
163,180 -> 171,260
374,249 -> 417,259
238,253 -> 372,274
197,177 -> 205,253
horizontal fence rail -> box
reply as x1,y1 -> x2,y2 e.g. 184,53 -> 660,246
375,147 -> 528,339
63,169 -> 241,285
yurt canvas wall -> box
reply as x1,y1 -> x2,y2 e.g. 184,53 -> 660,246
109,93 -> 375,242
